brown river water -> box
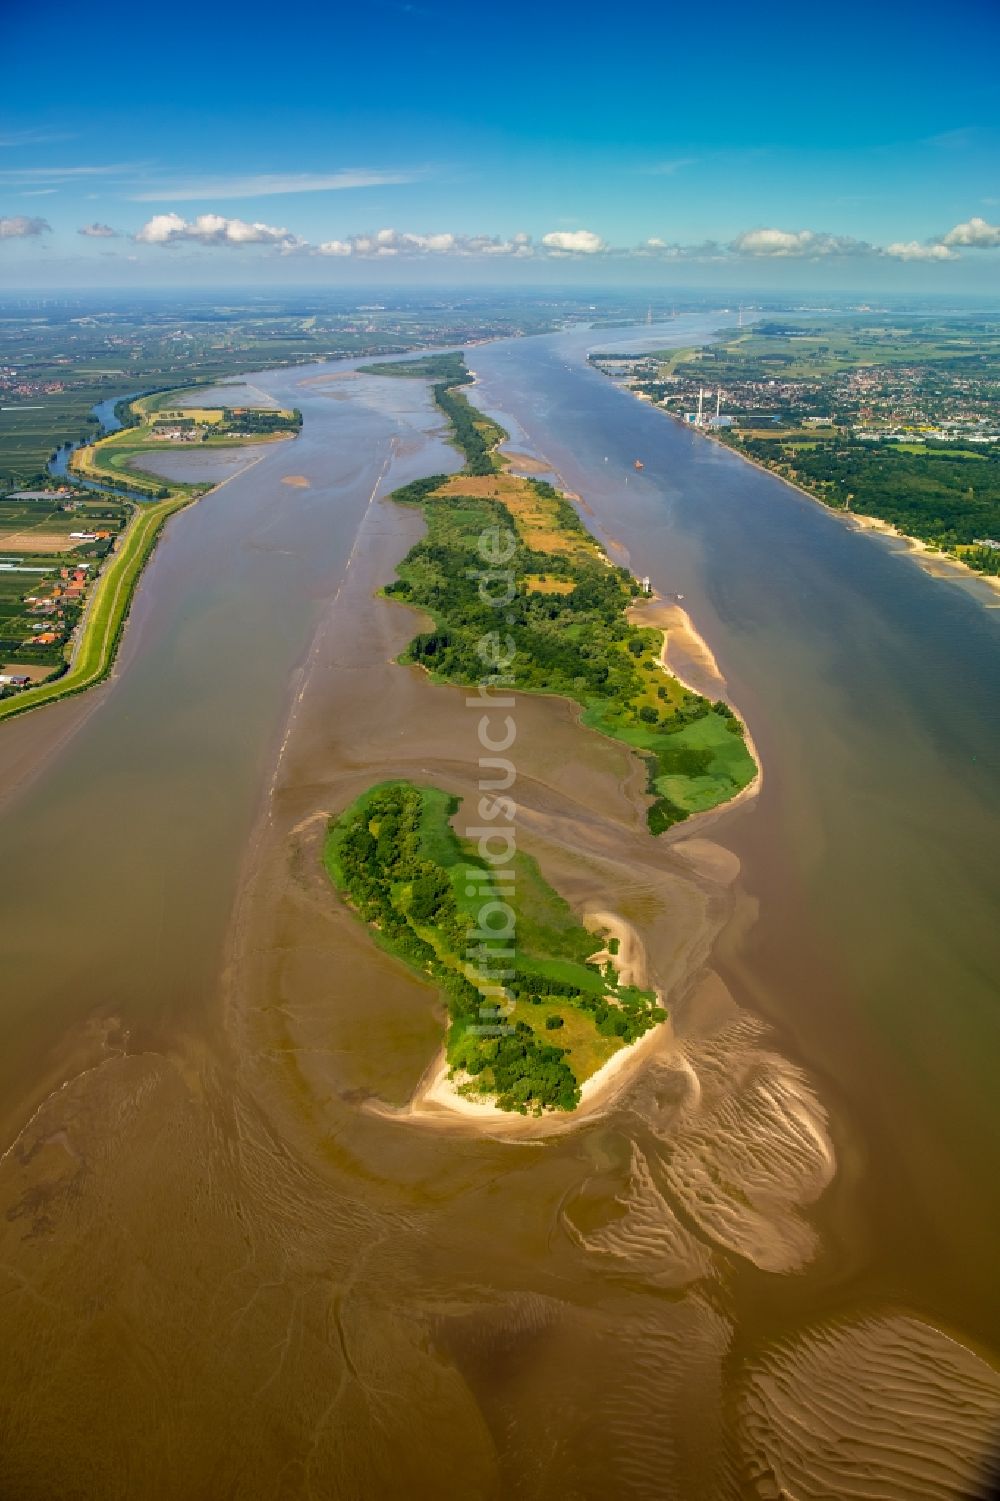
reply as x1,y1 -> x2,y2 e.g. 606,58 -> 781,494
0,321 -> 997,1500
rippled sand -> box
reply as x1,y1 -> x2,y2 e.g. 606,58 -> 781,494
0,366 -> 997,1498
657,1017 -> 835,1274
741,1315 -> 1000,1500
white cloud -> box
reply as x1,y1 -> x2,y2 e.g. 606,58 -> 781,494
730,227 -> 874,258
638,237 -> 720,260
0,215 -> 50,239
885,239 -> 958,261
316,228 -> 535,258
134,212 -> 303,249
78,222 -> 119,238
129,168 -> 421,202
941,215 -> 1000,248
0,162 -> 142,185
0,129 -> 75,148
541,228 -> 606,255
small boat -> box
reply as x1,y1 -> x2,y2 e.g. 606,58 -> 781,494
634,459 -> 644,471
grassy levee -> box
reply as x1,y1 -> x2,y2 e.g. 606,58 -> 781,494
0,492 -> 195,722
372,353 -> 758,833
326,780 -> 664,1114
1,391 -> 298,723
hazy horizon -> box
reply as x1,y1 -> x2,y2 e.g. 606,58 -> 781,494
2,0 -> 998,294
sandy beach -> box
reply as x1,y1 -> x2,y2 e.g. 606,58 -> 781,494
375,907 -> 676,1136
628,593 -> 764,815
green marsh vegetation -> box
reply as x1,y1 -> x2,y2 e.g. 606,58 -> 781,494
376,356 -> 757,832
325,781 -> 665,1114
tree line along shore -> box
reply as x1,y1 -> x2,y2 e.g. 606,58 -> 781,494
326,781 -> 665,1116
593,315 -> 1000,581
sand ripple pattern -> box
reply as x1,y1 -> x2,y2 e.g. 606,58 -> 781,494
567,1142 -> 712,1287
741,1314 -> 1000,1500
652,1019 -> 835,1273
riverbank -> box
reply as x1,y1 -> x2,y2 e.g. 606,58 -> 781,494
379,355 -> 758,837
0,454 -> 266,723
1,328 -> 996,1498
0,390 -> 298,723
606,378 -> 1000,602
629,595 -> 764,817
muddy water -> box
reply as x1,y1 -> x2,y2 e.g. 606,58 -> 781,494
0,368 -> 460,1137
130,446 -> 262,483
0,324 -> 998,1500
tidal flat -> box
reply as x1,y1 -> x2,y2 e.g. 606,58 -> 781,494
0,324 -> 997,1498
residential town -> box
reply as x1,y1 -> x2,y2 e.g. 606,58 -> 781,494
590,316 -> 1000,573
0,482 -> 122,692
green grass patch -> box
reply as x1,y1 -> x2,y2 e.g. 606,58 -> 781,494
325,780 -> 664,1115
380,359 -> 757,832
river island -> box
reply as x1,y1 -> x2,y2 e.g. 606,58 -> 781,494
324,353 -> 759,1115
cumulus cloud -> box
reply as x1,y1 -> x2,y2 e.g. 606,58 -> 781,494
885,239 -> 958,261
316,227 -> 534,258
0,215 -> 50,239
638,236 -> 721,259
134,212 -> 303,249
78,221 -> 119,238
730,226 -> 874,258
941,215 -> 1000,248
124,208 -> 977,269
540,228 -> 606,255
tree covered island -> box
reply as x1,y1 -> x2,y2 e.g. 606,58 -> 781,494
325,781 -> 665,1114
362,351 -> 757,833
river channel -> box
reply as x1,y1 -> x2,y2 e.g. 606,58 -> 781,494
0,319 -> 997,1500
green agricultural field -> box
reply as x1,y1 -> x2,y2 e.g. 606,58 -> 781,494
662,317 -> 1000,383
619,315 -> 1000,578
0,492 -> 194,720
325,780 -> 664,1114
0,295 -> 586,489
1,391 -> 302,718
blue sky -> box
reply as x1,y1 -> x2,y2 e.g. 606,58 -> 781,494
2,0 -> 998,291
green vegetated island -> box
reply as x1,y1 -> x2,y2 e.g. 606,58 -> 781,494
592,315 -> 1000,579
0,391 -> 300,721
325,351 -> 757,1115
361,351 -> 757,833
327,781 -> 664,1115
